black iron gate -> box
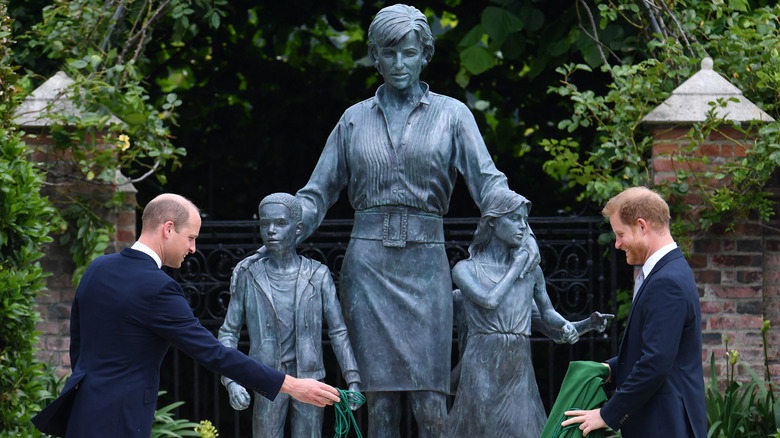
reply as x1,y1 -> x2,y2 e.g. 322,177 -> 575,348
160,216 -> 622,437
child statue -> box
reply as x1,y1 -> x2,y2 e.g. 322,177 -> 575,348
443,189 -> 612,437
218,193 -> 361,437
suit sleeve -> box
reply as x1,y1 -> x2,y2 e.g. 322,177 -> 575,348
149,279 -> 285,401
69,294 -> 81,370
600,275 -> 689,429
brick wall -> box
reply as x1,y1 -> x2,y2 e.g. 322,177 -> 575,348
30,132 -> 137,377
650,125 -> 779,384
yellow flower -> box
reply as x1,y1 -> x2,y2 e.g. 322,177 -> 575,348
728,350 -> 739,366
117,134 -> 131,152
195,419 -> 219,438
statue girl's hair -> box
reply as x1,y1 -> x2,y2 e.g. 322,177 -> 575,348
469,189 -> 531,257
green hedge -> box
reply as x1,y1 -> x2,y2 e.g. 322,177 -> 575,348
0,4 -> 60,437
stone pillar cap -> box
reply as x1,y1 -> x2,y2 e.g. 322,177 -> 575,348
643,57 -> 774,124
14,71 -> 125,128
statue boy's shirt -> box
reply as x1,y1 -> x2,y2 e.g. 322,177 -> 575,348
219,255 -> 360,386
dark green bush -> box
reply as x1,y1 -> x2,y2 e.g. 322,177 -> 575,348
0,4 -> 60,436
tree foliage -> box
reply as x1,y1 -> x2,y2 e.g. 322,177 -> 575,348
541,0 -> 780,246
13,0 -> 226,283
11,0 -> 780,273
0,4 -> 59,435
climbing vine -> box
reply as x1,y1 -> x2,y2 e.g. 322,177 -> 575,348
541,0 -> 780,247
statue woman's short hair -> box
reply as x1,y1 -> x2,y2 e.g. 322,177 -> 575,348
259,193 -> 302,223
368,4 -> 435,65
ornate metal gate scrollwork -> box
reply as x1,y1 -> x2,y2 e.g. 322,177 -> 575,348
161,216 -> 620,437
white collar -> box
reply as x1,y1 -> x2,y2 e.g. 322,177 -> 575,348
131,241 -> 162,269
641,242 -> 677,278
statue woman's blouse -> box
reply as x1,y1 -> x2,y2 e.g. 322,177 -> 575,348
296,83 -> 508,239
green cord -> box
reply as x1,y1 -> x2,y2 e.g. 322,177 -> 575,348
333,389 -> 366,438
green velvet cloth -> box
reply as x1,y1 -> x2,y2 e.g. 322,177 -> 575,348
541,361 -> 611,438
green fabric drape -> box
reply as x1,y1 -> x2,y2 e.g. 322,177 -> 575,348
541,361 -> 611,438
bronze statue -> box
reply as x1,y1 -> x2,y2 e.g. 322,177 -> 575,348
237,5 -> 538,436
219,193 -> 361,438
443,189 -> 612,437
294,5 -> 543,436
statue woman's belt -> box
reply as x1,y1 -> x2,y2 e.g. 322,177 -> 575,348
351,208 -> 444,248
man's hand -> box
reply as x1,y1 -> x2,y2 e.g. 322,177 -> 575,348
561,408 -> 607,437
227,381 -> 251,411
280,376 -> 340,407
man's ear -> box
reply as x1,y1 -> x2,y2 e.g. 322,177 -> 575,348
163,220 -> 175,238
636,218 -> 649,235
296,222 -> 303,236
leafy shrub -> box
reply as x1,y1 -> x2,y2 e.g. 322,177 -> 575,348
0,5 -> 60,436
706,322 -> 780,438
151,391 -> 217,438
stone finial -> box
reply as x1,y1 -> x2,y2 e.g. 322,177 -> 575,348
643,57 -> 774,124
13,71 -> 124,128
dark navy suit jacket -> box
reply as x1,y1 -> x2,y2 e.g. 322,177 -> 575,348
601,247 -> 707,437
32,248 -> 286,437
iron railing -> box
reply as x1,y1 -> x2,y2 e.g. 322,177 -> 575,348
160,216 -> 621,437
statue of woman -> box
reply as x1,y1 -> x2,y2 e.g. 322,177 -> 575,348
443,189 -> 611,437
271,5 -> 543,437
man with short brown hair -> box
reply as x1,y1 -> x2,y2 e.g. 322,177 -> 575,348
562,186 -> 706,437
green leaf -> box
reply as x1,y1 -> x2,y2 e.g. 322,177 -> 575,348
481,7 -> 524,45
460,45 -> 496,75
122,112 -> 148,125
458,24 -> 486,49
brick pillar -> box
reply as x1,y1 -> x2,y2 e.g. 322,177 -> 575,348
27,134 -> 137,377
649,125 -> 776,383
16,71 -> 138,377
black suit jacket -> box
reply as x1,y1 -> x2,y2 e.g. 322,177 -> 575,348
601,248 -> 707,438
32,248 -> 285,437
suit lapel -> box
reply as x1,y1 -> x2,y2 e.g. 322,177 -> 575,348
619,248 -> 684,351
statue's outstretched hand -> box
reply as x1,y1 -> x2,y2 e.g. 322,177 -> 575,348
227,381 -> 251,411
588,312 -> 615,333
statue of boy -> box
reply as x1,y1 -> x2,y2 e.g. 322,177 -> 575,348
218,193 -> 361,438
